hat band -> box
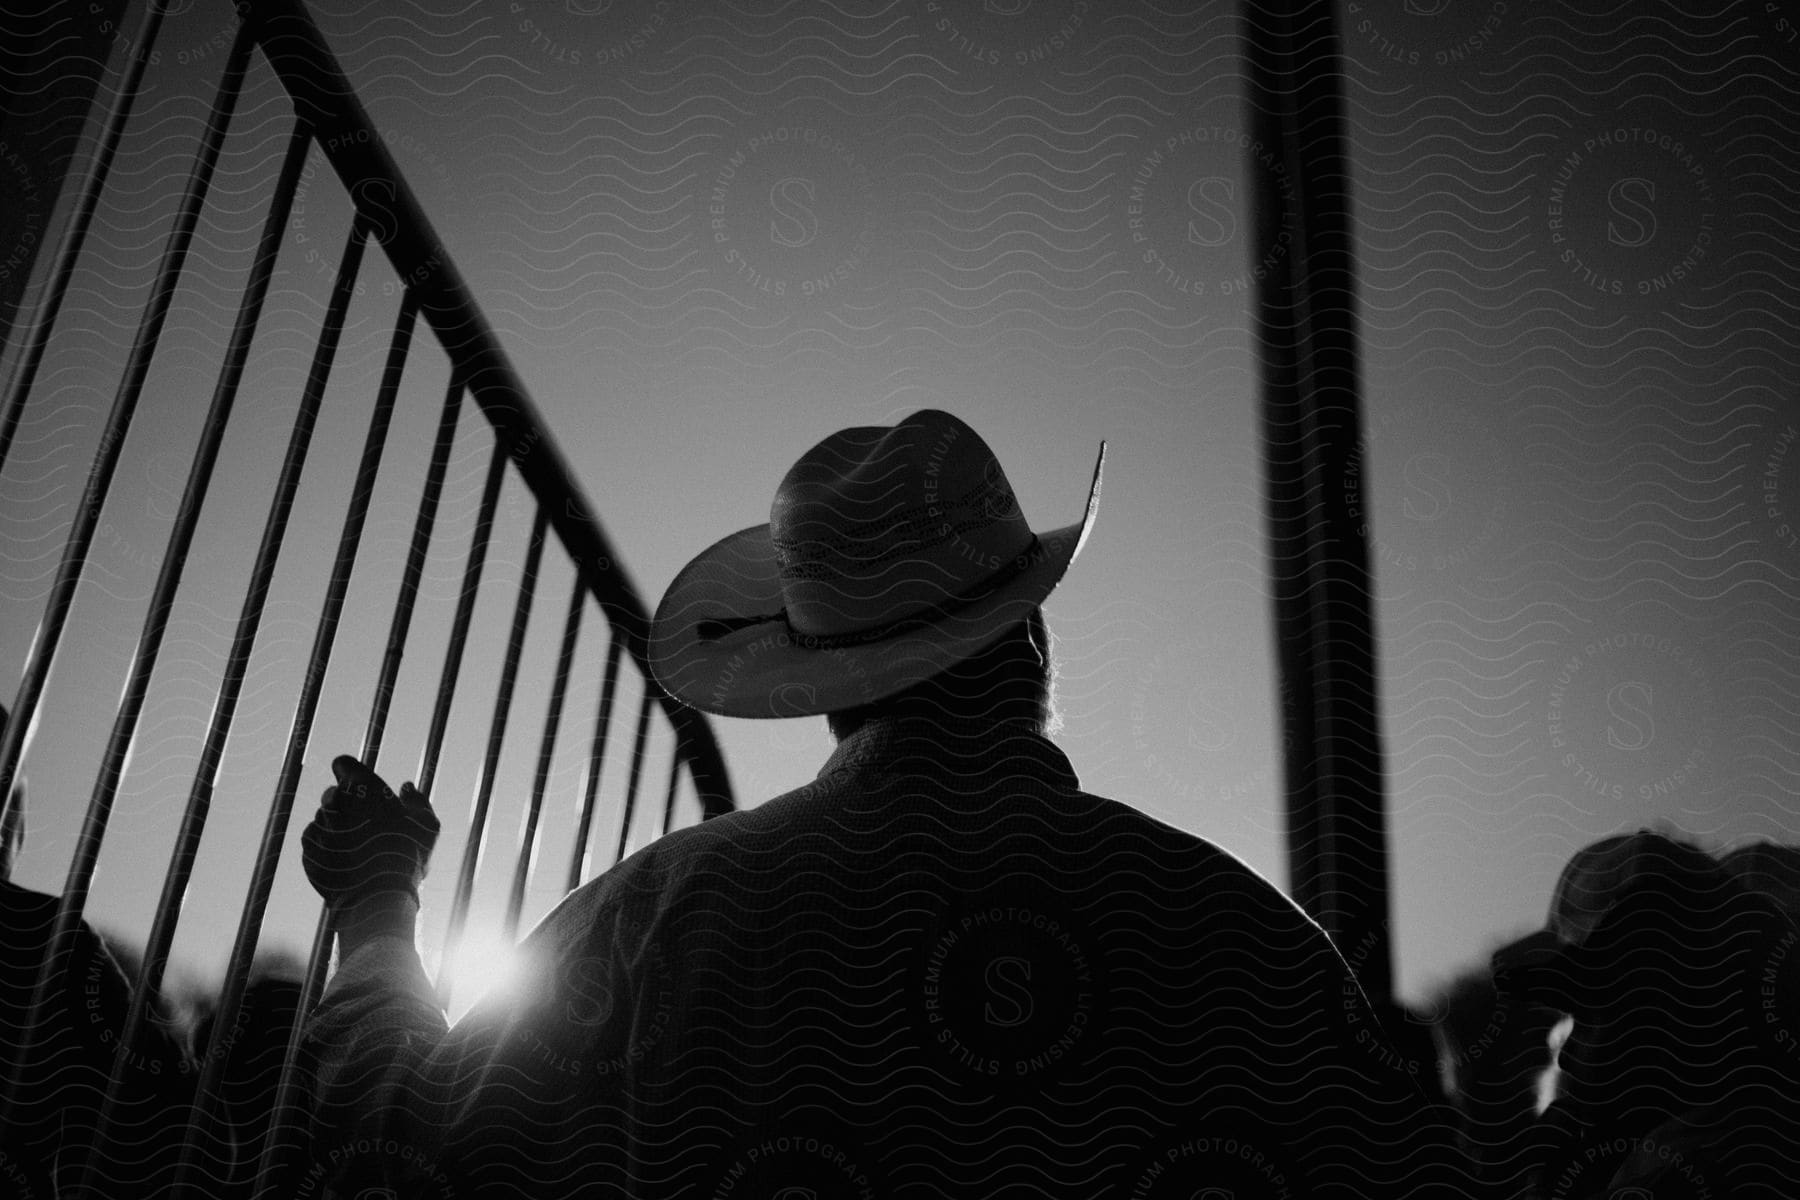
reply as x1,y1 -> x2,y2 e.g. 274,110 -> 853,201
696,535 -> 1047,651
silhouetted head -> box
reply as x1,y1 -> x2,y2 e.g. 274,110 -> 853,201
1546,828 -> 1719,945
1533,830 -> 1800,1144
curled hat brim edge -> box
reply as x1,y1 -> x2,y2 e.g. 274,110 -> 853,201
649,441 -> 1104,719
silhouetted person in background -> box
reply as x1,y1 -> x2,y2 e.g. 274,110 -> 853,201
0,702 -> 199,1196
1498,830 -> 1800,1198
296,410 -> 1476,1197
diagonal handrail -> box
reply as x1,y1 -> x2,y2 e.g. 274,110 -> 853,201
245,0 -> 733,817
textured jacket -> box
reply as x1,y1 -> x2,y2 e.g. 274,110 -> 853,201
302,717 -> 1474,1198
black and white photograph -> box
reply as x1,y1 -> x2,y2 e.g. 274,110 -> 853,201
3,1 -> 1800,1195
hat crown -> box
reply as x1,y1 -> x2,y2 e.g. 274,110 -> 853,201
769,410 -> 1034,638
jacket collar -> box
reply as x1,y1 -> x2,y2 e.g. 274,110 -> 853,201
816,714 -> 1081,791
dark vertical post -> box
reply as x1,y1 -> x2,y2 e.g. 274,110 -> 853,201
1242,0 -> 1392,1003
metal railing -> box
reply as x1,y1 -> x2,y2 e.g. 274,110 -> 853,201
0,0 -> 734,1194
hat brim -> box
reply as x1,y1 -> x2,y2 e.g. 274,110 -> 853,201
650,442 -> 1103,719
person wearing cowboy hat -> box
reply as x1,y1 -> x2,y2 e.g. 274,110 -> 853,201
297,410 -> 1476,1197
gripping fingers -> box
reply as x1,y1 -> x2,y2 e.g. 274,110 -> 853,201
331,754 -> 396,802
396,782 -> 440,833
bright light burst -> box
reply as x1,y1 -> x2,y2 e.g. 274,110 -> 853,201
442,924 -> 526,1021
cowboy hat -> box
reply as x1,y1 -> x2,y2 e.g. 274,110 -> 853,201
648,409 -> 1103,719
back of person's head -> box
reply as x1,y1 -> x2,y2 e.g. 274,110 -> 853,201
1546,827 -> 1720,944
1719,840 -> 1800,919
827,608 -> 1059,742
1544,829 -> 1754,1035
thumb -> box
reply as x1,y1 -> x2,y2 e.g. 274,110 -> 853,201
331,755 -> 369,785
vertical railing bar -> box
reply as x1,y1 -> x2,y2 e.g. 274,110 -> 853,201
76,115 -> 317,1197
660,746 -> 684,837
612,687 -> 656,868
436,502 -> 549,1006
412,440 -> 510,799
504,570 -> 583,940
0,0 -> 175,479
0,22 -> 257,1134
679,707 -> 737,821
172,287 -> 419,1199
566,631 -> 623,892
246,333 -> 453,1200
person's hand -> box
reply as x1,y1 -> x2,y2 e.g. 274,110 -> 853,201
302,755 -> 439,914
